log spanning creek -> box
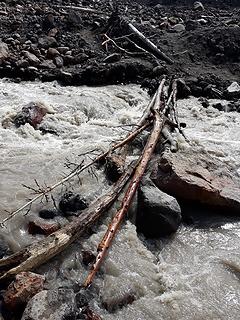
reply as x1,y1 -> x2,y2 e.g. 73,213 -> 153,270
0,78 -> 239,319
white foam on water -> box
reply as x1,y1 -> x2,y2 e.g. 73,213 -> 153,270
0,79 -> 240,319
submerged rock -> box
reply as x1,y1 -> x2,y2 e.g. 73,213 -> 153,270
137,179 -> 182,238
59,191 -> 88,216
151,149 -> 240,212
21,289 -> 77,320
4,272 -> 45,311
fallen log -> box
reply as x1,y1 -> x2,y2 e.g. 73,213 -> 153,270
0,164 -> 136,280
124,20 -> 174,64
84,78 -> 166,287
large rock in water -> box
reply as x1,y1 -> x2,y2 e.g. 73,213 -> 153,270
151,149 -> 240,212
21,289 -> 77,320
137,180 -> 182,238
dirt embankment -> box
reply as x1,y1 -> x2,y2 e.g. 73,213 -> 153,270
0,0 -> 239,95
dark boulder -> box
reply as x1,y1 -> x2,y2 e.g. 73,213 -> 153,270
137,180 -> 182,238
59,191 -> 88,216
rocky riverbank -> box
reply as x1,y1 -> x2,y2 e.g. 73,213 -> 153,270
0,0 -> 239,94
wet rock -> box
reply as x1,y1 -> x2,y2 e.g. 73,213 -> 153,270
103,53 -> 121,63
226,82 -> 240,99
137,179 -> 182,238
38,36 -> 57,49
13,102 -> 50,129
199,97 -> 210,108
80,307 -> 102,320
21,289 -> 77,320
0,42 -> 9,64
151,149 -> 240,212
193,1 -> 204,11
212,102 -> 225,111
67,11 -> 82,28
28,220 -> 60,236
59,191 -> 88,216
176,78 -> 191,98
39,209 -> 58,220
42,14 -> 55,32
0,236 -> 12,258
4,272 -> 45,311
82,250 -> 96,266
105,154 -> 125,182
23,51 -> 40,66
48,28 -> 58,38
170,23 -> 186,33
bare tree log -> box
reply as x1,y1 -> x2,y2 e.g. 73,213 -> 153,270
0,164 -> 136,280
84,78 -> 166,287
53,5 -> 106,15
125,21 -> 174,64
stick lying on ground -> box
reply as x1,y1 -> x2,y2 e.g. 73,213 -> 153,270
123,20 -> 174,64
84,78 -> 166,287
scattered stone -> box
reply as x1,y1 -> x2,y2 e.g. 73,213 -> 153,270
54,56 -> 64,68
170,23 -> 186,33
21,289 -> 77,320
38,36 -> 57,49
46,48 -> 60,58
16,59 -> 29,68
59,191 -> 88,216
0,42 -> 9,64
38,209 -> 58,220
39,60 -> 56,69
4,272 -> 45,311
137,179 -> 182,238
23,51 -> 40,66
13,102 -> 50,129
151,149 -> 240,211
57,46 -> 70,54
80,307 -> 102,320
226,81 -> 240,99
28,220 -> 60,236
48,27 -> 58,38
103,53 -> 121,63
193,1 -> 204,11
212,102 -> 225,111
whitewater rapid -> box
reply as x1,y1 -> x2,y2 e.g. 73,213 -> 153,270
0,79 -> 239,319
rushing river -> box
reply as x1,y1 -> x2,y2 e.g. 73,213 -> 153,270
0,79 -> 239,319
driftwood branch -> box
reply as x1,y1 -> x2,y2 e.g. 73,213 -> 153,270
0,164 -> 136,280
125,20 -> 174,64
84,78 -> 166,287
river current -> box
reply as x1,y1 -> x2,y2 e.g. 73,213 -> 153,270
0,79 -> 239,319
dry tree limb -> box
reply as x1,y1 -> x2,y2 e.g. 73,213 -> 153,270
52,5 -> 106,15
0,164 -> 136,280
124,20 -> 174,64
84,78 -> 166,288
0,119 -> 152,226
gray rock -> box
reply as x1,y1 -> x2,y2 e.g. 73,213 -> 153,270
46,48 -> 60,58
54,56 -> 64,68
170,23 -> 186,33
0,42 -> 9,64
226,82 -> 240,98
137,180 -> 182,238
38,36 -> 57,49
21,289 -> 77,320
23,51 -> 40,66
39,60 -> 56,69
